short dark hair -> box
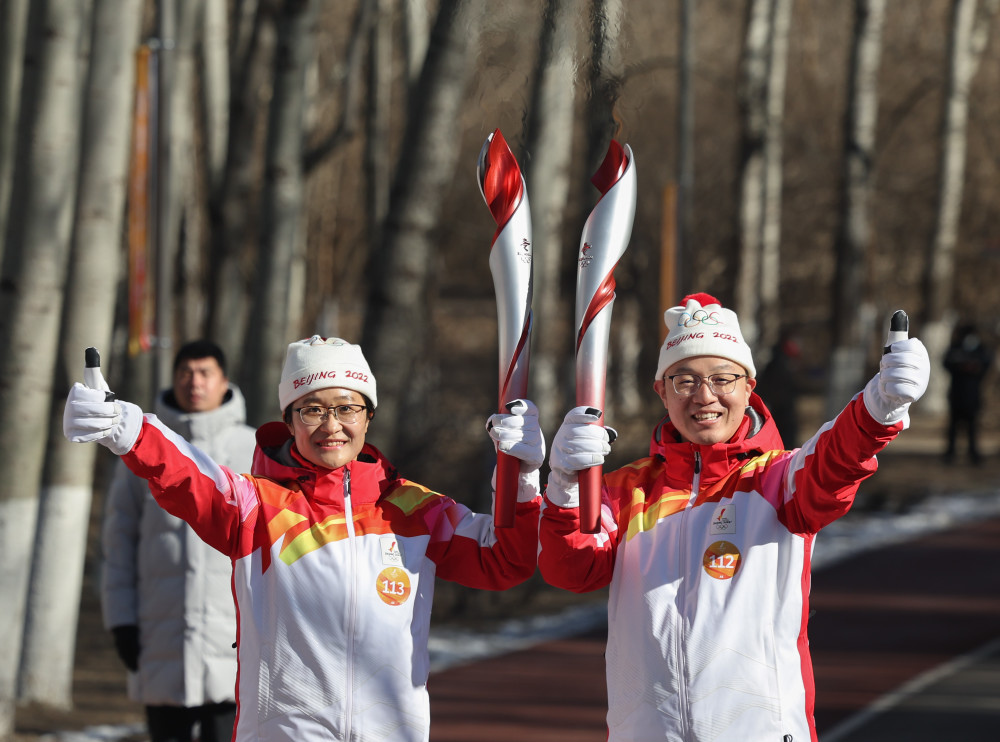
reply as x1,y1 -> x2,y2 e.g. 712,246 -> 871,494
173,340 -> 227,375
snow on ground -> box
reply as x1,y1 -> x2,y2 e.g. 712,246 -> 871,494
43,487 -> 1000,741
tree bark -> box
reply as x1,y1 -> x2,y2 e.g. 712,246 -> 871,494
0,0 -> 30,274
244,0 -> 319,426
173,0 -> 208,342
301,1 -> 372,172
584,0 -> 625,176
18,0 -> 143,707
201,0 -> 230,196
0,0 -> 88,730
827,0 -> 886,418
207,5 -> 276,377
361,0 -> 486,465
675,0 -> 694,295
757,0 -> 792,356
366,0 -> 392,243
735,0 -> 771,349
402,0 -> 429,87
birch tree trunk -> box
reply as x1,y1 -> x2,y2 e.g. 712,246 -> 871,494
208,6 -> 276,376
201,0 -> 229,196
757,0 -> 791,356
827,0 -> 886,418
675,0 -> 694,295
366,0 -> 392,246
402,0 -> 430,88
244,0 -> 319,425
173,0 -> 206,341
921,0 -> 999,415
153,1 -> 178,390
307,1 -> 373,335
19,0 -> 143,706
524,0 -> 579,437
361,0 -> 486,463
0,0 -> 88,731
584,0 -> 624,176
0,0 -> 30,274
735,0 -> 771,350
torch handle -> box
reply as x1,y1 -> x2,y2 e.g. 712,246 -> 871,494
494,451 -> 520,529
579,466 -> 603,534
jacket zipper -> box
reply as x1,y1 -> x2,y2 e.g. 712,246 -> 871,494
343,469 -> 357,740
674,448 -> 702,738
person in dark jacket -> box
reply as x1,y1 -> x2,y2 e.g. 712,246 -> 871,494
943,323 -> 992,464
754,328 -> 802,447
101,341 -> 255,742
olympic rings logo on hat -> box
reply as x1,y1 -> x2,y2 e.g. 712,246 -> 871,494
679,309 -> 722,328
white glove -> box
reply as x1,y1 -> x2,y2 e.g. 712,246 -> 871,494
546,406 -> 616,508
63,379 -> 143,456
863,337 -> 930,427
549,406 -> 615,474
486,399 -> 546,473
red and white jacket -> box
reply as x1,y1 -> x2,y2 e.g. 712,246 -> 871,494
538,392 -> 900,742
122,418 -> 540,742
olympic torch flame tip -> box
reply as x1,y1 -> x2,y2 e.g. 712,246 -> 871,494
591,140 -> 629,194
480,130 -> 524,234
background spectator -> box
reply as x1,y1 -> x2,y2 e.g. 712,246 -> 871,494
943,322 -> 993,465
101,341 -> 256,742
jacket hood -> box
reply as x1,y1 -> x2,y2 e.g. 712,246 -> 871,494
649,392 -> 785,489
250,421 -> 398,506
155,385 -> 248,442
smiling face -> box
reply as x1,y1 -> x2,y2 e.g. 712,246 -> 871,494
285,387 -> 371,470
653,356 -> 756,446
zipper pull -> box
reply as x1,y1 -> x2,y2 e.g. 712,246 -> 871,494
694,450 -> 702,474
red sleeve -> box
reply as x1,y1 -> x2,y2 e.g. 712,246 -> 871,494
537,481 -> 620,593
422,496 -> 540,590
776,392 -> 901,534
121,415 -> 246,555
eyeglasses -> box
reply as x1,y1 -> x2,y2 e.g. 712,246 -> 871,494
294,404 -> 368,426
666,373 -> 747,397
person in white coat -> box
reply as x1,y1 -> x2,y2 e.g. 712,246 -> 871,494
101,340 -> 256,742
538,294 -> 930,741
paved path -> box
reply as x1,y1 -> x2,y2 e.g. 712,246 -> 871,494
429,517 -> 1000,740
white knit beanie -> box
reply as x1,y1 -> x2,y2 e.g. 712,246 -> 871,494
278,336 -> 377,412
654,293 -> 756,380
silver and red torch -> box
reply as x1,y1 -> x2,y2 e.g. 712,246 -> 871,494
478,129 -> 533,528
574,141 -> 637,534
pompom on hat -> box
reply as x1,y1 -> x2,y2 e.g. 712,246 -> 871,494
654,293 -> 756,381
278,336 -> 377,412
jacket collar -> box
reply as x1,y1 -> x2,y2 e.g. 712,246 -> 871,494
649,392 -> 784,489
154,385 -> 247,441
250,421 -> 398,506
